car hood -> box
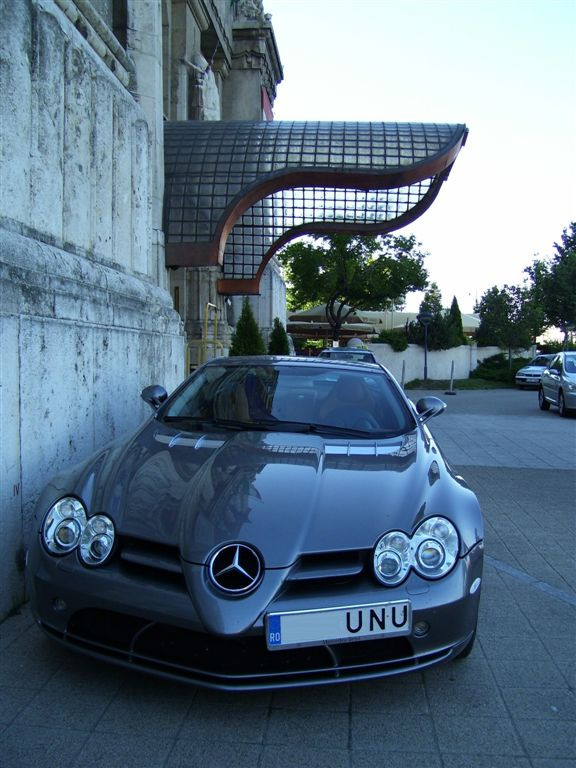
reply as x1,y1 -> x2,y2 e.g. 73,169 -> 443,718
517,365 -> 545,374
71,421 -> 479,564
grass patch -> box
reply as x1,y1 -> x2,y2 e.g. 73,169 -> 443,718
404,378 -> 515,390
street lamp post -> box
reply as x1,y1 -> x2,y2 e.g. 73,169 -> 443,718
417,311 -> 433,383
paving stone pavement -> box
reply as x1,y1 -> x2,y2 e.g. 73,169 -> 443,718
1,388 -> 574,768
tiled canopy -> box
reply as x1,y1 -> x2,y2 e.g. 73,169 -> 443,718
164,121 -> 468,294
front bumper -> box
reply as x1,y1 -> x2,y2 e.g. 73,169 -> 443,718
28,541 -> 484,690
515,374 -> 542,387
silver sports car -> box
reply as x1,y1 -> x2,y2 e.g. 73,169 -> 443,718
27,356 -> 484,690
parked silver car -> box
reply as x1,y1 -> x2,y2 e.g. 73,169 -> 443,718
515,354 -> 555,389
27,356 -> 483,690
538,352 -> 576,416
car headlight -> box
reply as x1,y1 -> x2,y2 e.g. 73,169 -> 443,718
374,531 -> 411,586
42,497 -> 87,555
41,497 -> 115,566
374,516 -> 459,585
79,515 -> 115,566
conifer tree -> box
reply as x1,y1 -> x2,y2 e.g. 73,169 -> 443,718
228,297 -> 266,356
267,317 -> 291,355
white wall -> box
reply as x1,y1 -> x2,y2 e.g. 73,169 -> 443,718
368,343 -> 510,386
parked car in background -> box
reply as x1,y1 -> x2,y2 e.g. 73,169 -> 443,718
318,347 -> 378,364
515,354 -> 555,389
538,351 -> 576,416
27,356 -> 483,690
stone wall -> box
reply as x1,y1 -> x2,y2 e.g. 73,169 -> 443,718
0,0 -> 184,619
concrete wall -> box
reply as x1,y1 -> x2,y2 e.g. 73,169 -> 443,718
367,343 -> 517,386
0,0 -> 184,619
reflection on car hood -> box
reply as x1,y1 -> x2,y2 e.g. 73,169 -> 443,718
517,365 -> 546,374
66,421 -> 479,570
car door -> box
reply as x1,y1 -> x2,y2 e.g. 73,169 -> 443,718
543,354 -> 562,404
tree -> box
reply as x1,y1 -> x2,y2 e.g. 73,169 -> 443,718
446,296 -> 468,347
278,233 -> 428,341
228,297 -> 266,356
525,222 -> 576,343
267,317 -> 291,355
405,285 -> 466,350
474,285 -> 533,363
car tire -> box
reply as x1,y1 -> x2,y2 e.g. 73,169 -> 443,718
454,627 -> 476,660
558,391 -> 568,417
538,388 -> 550,411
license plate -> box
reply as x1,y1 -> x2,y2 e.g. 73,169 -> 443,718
266,600 -> 411,650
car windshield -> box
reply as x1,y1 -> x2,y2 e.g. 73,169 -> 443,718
530,356 -> 552,367
162,363 -> 414,436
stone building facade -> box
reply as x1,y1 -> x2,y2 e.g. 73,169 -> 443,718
0,0 -> 284,619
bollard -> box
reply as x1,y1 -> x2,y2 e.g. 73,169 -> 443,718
445,360 -> 457,395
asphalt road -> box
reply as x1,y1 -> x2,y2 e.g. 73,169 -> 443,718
1,388 -> 574,767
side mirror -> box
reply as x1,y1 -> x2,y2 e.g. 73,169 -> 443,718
141,385 -> 168,411
416,396 -> 446,424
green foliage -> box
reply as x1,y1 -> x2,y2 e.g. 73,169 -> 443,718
474,285 -> 534,356
538,340 -> 576,353
446,296 -> 468,347
405,287 -> 467,350
404,377 -> 514,390
377,329 -> 409,351
525,222 -> 576,340
267,317 -> 291,355
278,233 -> 428,340
228,298 -> 266,356
470,353 -> 530,384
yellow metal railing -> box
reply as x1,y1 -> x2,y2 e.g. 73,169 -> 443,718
199,302 -> 223,366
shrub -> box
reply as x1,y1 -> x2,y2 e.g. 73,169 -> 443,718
267,317 -> 291,355
376,329 -> 409,352
471,353 -> 531,384
229,298 -> 266,356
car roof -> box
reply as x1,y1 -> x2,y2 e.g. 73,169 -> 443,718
204,355 -> 380,369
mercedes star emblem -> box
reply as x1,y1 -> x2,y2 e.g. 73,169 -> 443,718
209,543 -> 263,595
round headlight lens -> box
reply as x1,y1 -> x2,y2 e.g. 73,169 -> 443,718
376,550 -> 402,578
42,497 -> 87,555
374,531 -> 411,585
413,517 -> 459,578
80,515 -> 115,566
417,539 -> 445,570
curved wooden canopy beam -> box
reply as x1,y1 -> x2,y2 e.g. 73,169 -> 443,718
163,121 -> 468,293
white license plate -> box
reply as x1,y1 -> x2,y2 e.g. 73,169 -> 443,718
266,600 -> 411,650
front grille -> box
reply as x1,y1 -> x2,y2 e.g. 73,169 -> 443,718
117,537 -> 372,594
46,608 -> 450,690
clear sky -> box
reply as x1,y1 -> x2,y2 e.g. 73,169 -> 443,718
264,0 -> 576,313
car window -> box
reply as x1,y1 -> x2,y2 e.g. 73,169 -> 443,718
564,355 -> 576,374
550,356 -> 563,372
163,363 -> 414,435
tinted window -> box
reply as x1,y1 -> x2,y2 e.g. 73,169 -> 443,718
164,363 -> 413,435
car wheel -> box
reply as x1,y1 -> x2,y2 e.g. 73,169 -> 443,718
558,391 -> 568,417
454,627 -> 476,660
538,388 -> 550,411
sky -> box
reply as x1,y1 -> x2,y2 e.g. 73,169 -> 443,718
263,0 -> 576,313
